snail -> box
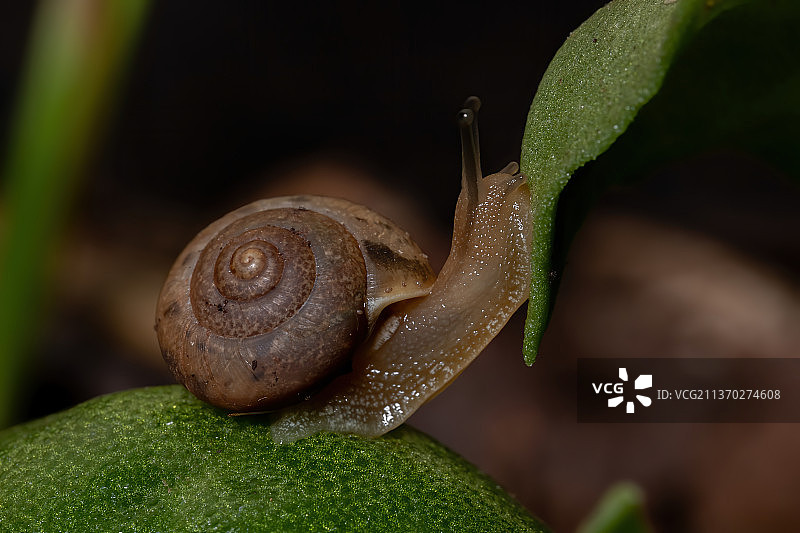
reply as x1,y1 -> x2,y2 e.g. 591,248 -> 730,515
155,97 -> 533,442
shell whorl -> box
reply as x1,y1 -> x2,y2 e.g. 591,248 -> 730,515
156,205 -> 368,411
156,195 -> 437,413
189,212 -> 318,339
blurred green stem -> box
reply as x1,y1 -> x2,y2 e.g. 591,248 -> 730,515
577,483 -> 652,533
0,0 -> 150,428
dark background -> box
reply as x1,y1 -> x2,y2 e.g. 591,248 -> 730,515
2,2 -> 799,531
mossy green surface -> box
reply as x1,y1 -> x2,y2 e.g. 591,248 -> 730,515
0,386 -> 547,532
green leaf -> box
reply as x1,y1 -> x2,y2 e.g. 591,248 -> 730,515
520,0 -> 739,363
577,483 -> 652,533
578,0 -> 800,185
0,386 -> 548,532
547,0 -> 800,309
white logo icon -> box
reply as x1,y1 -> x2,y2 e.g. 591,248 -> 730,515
608,368 -> 652,413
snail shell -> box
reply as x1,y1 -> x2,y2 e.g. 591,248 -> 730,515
155,195 -> 435,411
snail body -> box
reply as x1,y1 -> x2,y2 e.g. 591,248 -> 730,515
156,98 -> 532,442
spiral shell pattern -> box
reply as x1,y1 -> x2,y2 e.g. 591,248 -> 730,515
156,205 -> 368,411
